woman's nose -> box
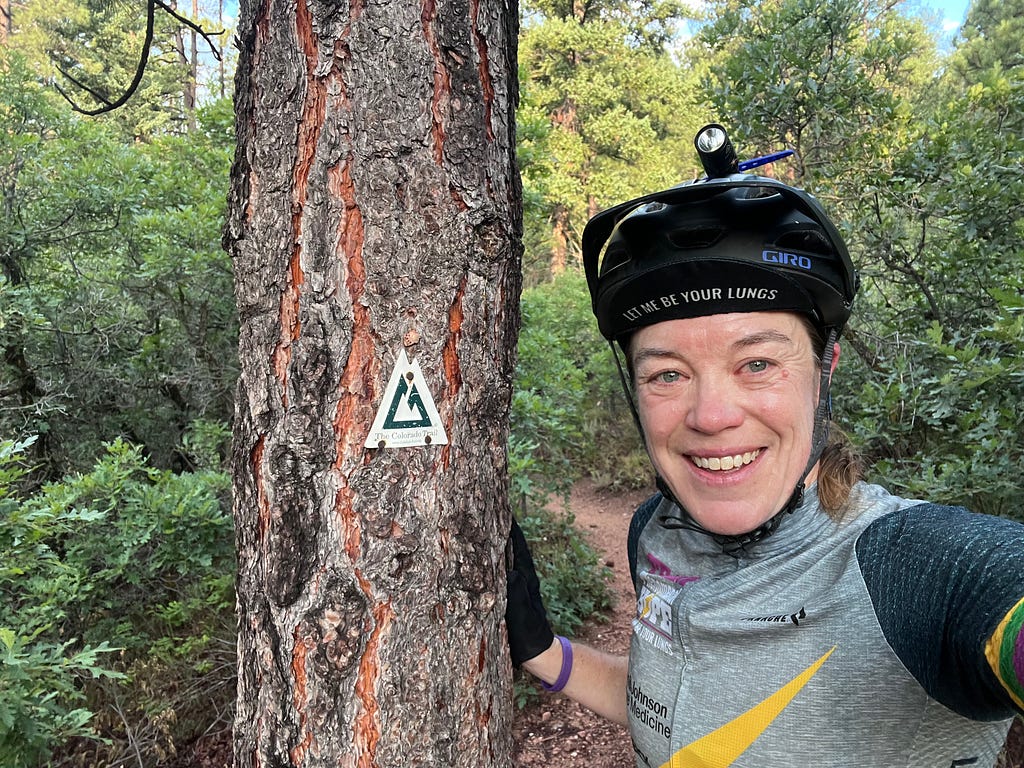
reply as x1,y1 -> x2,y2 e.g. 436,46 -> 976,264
683,377 -> 744,434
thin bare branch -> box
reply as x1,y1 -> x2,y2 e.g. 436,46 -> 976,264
154,0 -> 225,61
56,0 -> 156,116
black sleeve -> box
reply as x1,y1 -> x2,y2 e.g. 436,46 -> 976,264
856,503 -> 1024,720
628,493 -> 662,594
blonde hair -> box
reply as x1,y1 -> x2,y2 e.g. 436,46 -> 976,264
799,316 -> 866,518
816,426 -> 864,518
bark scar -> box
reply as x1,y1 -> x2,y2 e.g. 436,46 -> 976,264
272,0 -> 327,407
421,0 -> 449,164
289,624 -> 318,764
469,0 -> 494,141
353,571 -> 394,768
331,158 -> 373,561
253,436 -> 270,547
440,277 -> 466,468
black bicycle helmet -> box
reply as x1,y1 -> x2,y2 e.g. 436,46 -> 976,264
582,151 -> 857,343
584,125 -> 860,554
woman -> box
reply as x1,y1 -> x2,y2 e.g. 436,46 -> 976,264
506,126 -> 1024,767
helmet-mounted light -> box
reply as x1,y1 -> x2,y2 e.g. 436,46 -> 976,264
694,123 -> 737,178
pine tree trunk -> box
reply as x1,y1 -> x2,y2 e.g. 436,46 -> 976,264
224,0 -> 522,763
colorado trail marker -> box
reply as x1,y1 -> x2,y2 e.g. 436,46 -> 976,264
365,349 -> 449,449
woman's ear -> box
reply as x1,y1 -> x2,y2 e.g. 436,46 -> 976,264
828,342 -> 841,381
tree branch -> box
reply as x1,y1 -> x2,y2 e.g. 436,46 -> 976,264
54,0 -> 225,116
154,0 -> 224,62
56,0 -> 156,116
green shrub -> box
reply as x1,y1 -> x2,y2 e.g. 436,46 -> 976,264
518,511 -> 614,639
0,437 -> 234,766
840,296 -> 1024,522
0,437 -> 124,766
512,271 -> 648,508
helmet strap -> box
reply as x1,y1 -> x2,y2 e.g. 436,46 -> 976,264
609,339 -> 644,437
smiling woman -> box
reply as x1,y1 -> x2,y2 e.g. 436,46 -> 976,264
631,312 -> 830,538
504,124 -> 1024,768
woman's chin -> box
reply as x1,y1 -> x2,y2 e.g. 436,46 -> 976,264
686,505 -> 777,537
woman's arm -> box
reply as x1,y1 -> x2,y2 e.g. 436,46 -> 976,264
522,636 -> 629,725
505,518 -> 630,725
856,503 -> 1024,719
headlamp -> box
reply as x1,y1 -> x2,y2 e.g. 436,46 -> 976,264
694,123 -> 738,179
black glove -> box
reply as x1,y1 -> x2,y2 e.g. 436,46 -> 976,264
505,518 -> 555,667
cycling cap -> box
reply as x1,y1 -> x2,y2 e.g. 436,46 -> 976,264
582,174 -> 859,342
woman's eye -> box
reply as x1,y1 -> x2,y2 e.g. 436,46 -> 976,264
746,360 -> 770,373
652,370 -> 681,384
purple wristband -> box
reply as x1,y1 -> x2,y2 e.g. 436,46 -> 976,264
542,635 -> 573,692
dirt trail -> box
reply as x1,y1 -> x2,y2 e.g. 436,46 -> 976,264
512,479 -> 653,768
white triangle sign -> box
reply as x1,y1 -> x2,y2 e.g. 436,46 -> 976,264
365,349 -> 449,449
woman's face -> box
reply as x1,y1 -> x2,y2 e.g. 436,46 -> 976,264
630,311 -> 838,536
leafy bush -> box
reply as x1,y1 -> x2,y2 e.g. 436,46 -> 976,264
0,437 -> 235,767
512,271 -> 648,513
518,511 -> 614,639
0,437 -> 124,766
841,304 -> 1024,521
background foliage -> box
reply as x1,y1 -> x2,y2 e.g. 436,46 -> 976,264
0,0 -> 1021,763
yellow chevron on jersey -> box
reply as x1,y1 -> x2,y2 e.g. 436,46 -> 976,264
662,647 -> 836,768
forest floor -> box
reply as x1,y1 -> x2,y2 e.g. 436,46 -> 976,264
511,479 -> 651,767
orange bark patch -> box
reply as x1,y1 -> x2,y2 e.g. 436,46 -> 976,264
440,279 -> 466,467
334,485 -> 361,563
421,0 -> 449,165
329,159 -> 374,562
469,0 -> 494,141
353,572 -> 395,768
330,160 -> 374,463
289,625 -> 319,764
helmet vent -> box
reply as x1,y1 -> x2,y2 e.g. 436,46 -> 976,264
774,229 -> 833,257
668,227 -> 725,249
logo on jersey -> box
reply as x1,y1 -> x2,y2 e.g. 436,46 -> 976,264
633,555 -> 698,654
634,583 -> 677,654
743,607 -> 807,626
666,647 -> 836,767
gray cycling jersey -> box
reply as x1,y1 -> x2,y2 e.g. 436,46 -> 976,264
627,481 -> 1019,768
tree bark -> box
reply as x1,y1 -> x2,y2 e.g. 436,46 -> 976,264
0,0 -> 10,47
224,0 -> 522,763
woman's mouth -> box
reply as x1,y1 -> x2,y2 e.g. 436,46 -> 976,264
689,449 -> 761,472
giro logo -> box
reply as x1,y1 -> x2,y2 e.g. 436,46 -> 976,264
762,249 -> 812,270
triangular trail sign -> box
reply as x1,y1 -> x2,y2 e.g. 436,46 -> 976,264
365,349 -> 448,448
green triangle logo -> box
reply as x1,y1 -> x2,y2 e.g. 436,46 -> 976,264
383,375 -> 431,428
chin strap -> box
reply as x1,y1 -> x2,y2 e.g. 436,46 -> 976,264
655,476 -> 806,557
611,329 -> 838,557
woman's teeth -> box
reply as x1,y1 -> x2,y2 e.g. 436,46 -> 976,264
691,450 -> 760,471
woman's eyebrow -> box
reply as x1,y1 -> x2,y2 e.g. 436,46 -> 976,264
732,330 -> 793,350
630,347 -> 679,367
631,330 -> 795,366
